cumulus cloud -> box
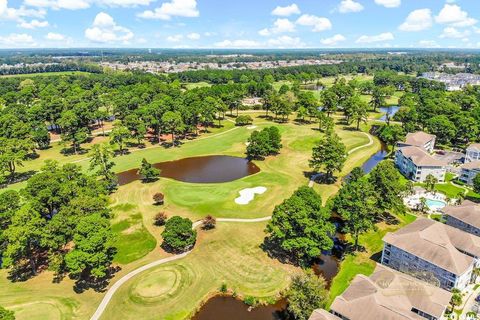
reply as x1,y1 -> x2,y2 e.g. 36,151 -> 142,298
338,0 -> 364,13
0,33 -> 35,47
0,0 -> 46,21
320,34 -> 346,46
356,32 -> 394,43
271,4 -> 300,16
138,0 -> 199,20
45,32 -> 66,41
214,39 -> 261,48
85,12 -> 133,43
23,0 -> 90,10
440,27 -> 470,39
296,14 -> 332,32
258,18 -> 296,36
435,4 -> 477,27
374,0 -> 400,8
18,18 -> 49,28
267,35 -> 304,48
166,34 -> 183,42
186,32 -> 200,40
398,8 -> 432,31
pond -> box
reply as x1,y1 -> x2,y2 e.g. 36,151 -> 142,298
191,296 -> 287,320
117,155 -> 260,185
379,106 -> 400,122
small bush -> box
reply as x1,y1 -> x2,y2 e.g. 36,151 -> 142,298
236,115 -> 253,126
220,283 -> 228,293
154,212 -> 168,226
244,296 -> 257,306
153,192 -> 165,205
202,215 -> 216,230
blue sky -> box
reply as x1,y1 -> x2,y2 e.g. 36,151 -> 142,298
0,0 -> 480,48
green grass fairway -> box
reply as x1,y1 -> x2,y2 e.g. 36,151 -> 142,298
111,205 -> 157,264
0,112 -> 381,320
100,222 -> 298,320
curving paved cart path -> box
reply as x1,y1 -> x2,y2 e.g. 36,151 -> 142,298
90,218 -> 271,320
91,131 -> 375,320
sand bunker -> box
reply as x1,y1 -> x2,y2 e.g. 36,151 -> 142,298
235,187 -> 267,205
247,125 -> 257,130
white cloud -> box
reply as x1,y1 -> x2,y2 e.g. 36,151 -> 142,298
296,14 -> 332,32
85,12 -> 133,43
138,0 -> 199,20
214,39 -> 261,48
374,0 -> 400,8
440,27 -> 470,39
418,40 -> 439,48
271,4 -> 300,17
321,34 -> 346,46
435,4 -> 477,27
398,8 -> 432,31
97,0 -> 154,7
18,19 -> 48,29
45,32 -> 66,41
0,0 -> 46,21
186,32 -> 200,40
259,18 -> 296,36
338,0 -> 363,13
166,34 -> 183,42
356,32 -> 394,43
0,33 -> 35,47
23,0 -> 90,10
267,35 -> 304,48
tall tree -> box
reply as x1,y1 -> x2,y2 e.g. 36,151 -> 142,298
309,132 -> 347,183
161,111 -> 185,146
334,178 -> 378,251
109,121 -> 130,155
286,271 -> 328,320
89,144 -> 117,191
161,216 -> 197,253
138,158 -> 160,182
369,161 -> 405,213
265,187 -> 334,265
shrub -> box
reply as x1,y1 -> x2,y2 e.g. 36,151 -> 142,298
154,212 -> 168,226
161,216 -> 197,253
244,296 -> 257,306
202,215 -> 216,230
235,115 -> 253,126
153,192 -> 165,205
220,283 -> 228,293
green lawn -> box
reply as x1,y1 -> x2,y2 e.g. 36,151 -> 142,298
0,113 -> 382,320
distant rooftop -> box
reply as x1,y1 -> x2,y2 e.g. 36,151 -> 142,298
405,131 -> 435,148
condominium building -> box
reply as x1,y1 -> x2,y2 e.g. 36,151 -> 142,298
444,200 -> 480,236
381,218 -> 480,291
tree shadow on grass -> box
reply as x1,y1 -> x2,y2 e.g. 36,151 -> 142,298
261,237 -> 307,268
72,266 -> 121,293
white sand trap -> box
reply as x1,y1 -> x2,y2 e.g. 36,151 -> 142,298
247,125 -> 257,130
235,187 -> 267,205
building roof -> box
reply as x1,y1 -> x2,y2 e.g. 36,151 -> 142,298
443,200 -> 480,230
461,160 -> 480,170
308,309 -> 341,320
383,218 -> 480,275
467,143 -> 480,151
405,131 -> 436,148
330,264 -> 452,320
398,146 -> 447,167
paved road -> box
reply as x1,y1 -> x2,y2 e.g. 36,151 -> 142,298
90,217 -> 271,320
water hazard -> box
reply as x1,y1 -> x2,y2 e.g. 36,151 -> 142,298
117,155 -> 260,185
